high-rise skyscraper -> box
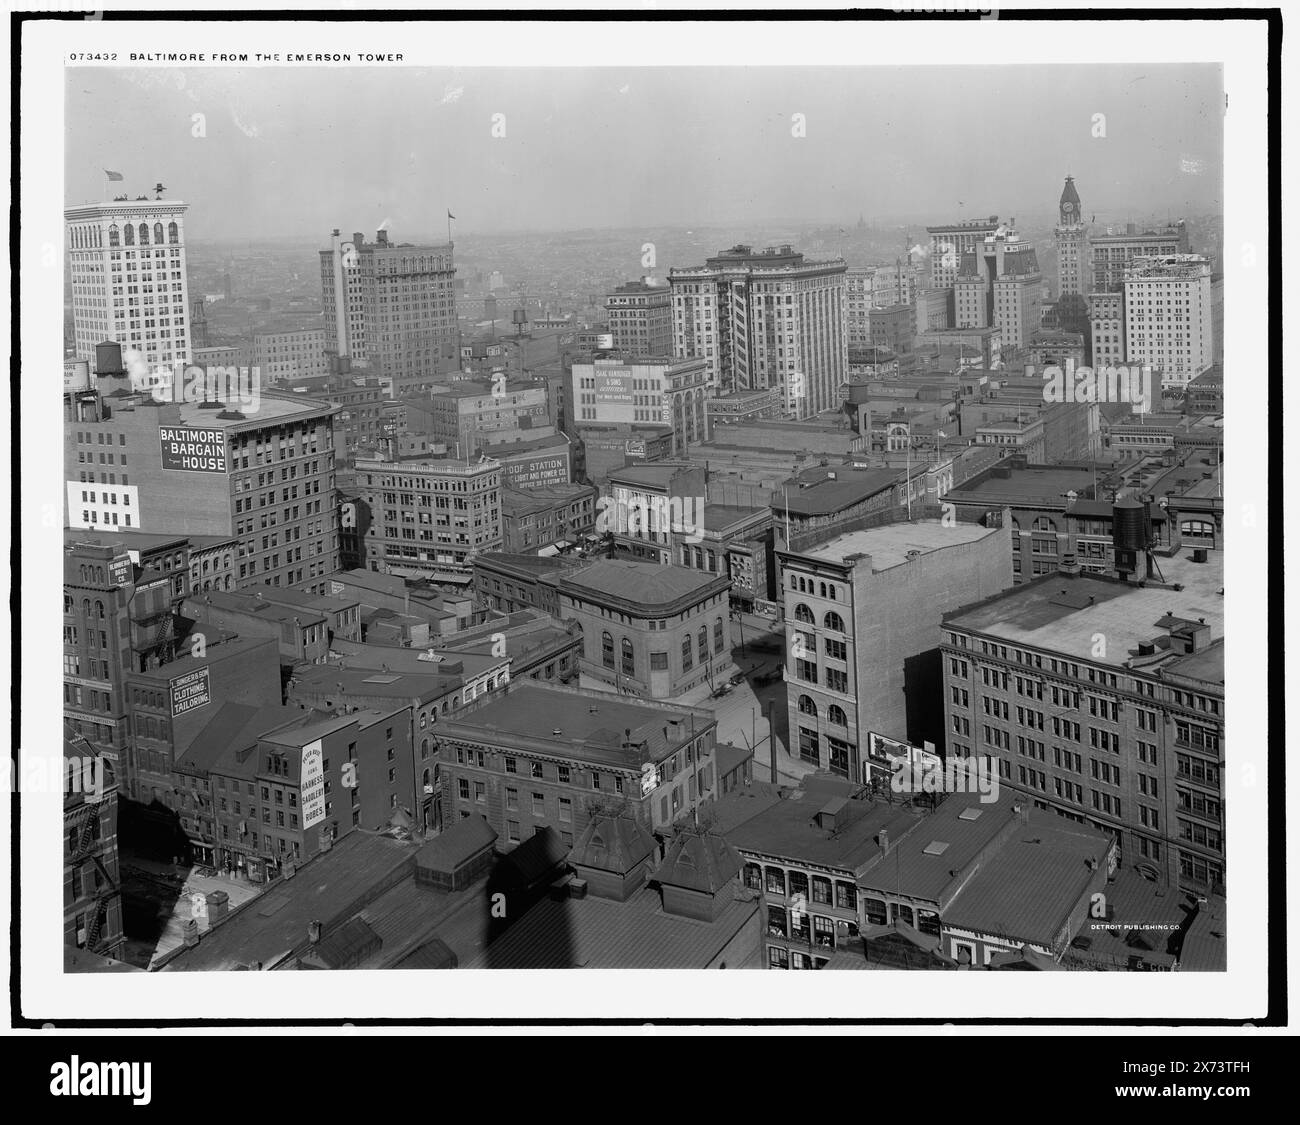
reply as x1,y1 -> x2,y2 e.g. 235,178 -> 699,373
952,222 -> 1043,349
1123,254 -> 1214,390
668,244 -> 847,417
925,216 -> 1002,289
1090,220 -> 1191,293
605,279 -> 673,357
320,227 -> 459,386
1054,176 -> 1089,298
65,195 -> 192,372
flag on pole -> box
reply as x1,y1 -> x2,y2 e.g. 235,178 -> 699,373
447,210 -> 456,220
104,170 -> 124,182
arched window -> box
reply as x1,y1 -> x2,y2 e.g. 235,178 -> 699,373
819,582 -> 827,598
1032,516 -> 1054,532
123,224 -> 134,245
681,634 -> 693,671
790,574 -> 797,590
794,604 -> 814,624
601,631 -> 615,669
82,599 -> 91,617
714,616 -> 725,653
824,611 -> 845,632
798,695 -> 817,716
827,584 -> 837,601
153,223 -> 165,244
621,637 -> 634,675
168,222 -> 179,244
422,769 -> 431,790
94,600 -> 105,619
827,704 -> 848,726
698,627 -> 708,660
138,223 -> 150,245
420,738 -> 430,759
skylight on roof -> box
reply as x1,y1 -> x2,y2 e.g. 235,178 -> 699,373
958,808 -> 983,821
922,841 -> 950,856
361,674 -> 401,684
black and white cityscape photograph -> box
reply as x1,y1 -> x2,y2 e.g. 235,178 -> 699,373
9,4 -> 1286,1060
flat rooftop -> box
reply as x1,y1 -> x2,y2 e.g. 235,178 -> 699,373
561,559 -> 726,605
946,465 -> 1097,504
946,548 -> 1224,674
725,787 -> 922,872
440,682 -> 708,769
142,392 -> 336,429
777,467 -> 901,516
801,519 -> 999,571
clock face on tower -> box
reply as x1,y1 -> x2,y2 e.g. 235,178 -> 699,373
1063,202 -> 1074,213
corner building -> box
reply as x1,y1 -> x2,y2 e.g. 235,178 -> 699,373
64,388 -> 340,589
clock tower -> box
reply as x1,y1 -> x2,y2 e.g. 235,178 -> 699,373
1054,175 -> 1090,304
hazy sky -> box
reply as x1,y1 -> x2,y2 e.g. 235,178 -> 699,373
65,64 -> 1222,240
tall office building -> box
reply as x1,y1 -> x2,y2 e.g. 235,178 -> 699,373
571,355 -> 709,454
844,267 -> 876,347
952,222 -> 1043,349
941,543 -> 1224,895
780,519 -> 1012,782
1089,291 -> 1126,371
354,454 -> 503,575
1090,220 -> 1190,293
668,244 -> 847,417
64,373 -> 340,590
320,227 -> 459,383
925,216 -> 1002,289
66,196 -> 192,372
1054,176 -> 1090,299
1123,254 -> 1215,390
605,279 -> 673,357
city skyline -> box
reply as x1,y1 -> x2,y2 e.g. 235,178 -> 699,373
65,64 -> 1223,239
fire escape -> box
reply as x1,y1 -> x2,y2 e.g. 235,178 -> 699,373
131,601 -> 176,672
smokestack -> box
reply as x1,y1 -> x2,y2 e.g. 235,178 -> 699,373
308,920 -> 322,944
330,229 -> 350,365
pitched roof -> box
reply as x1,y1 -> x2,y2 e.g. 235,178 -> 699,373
415,815 -> 498,875
493,825 -> 570,889
571,814 -> 657,876
652,828 -> 742,894
463,883 -> 761,969
298,917 -> 382,969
